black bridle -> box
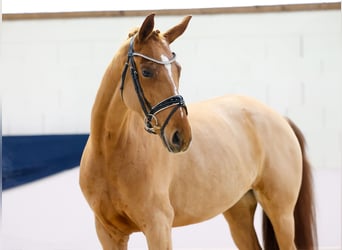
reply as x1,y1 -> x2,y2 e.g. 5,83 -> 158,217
120,36 -> 188,150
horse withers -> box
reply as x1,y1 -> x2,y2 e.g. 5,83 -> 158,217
80,14 -> 317,250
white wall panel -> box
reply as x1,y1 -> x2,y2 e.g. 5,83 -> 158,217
1,11 -> 341,168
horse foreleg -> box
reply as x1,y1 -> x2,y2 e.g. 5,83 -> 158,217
223,190 -> 262,250
141,204 -> 174,250
95,217 -> 129,250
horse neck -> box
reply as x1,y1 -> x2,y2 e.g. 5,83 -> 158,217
90,50 -> 138,151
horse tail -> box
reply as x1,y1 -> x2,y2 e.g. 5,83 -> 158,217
262,211 -> 278,250
263,118 -> 318,250
287,118 -> 318,249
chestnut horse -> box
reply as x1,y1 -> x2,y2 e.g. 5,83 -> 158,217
80,14 -> 317,250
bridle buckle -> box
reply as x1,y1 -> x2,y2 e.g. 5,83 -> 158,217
144,114 -> 160,134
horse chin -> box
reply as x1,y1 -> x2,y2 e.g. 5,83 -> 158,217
165,143 -> 189,154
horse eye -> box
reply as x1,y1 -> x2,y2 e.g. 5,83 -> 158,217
142,69 -> 153,78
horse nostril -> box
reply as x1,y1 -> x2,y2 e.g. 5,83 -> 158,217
172,131 -> 182,148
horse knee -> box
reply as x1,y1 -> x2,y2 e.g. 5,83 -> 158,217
141,208 -> 174,250
95,218 -> 129,250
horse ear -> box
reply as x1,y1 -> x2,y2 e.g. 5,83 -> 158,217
163,16 -> 192,44
137,13 -> 155,42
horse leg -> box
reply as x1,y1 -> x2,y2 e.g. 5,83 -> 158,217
254,170 -> 300,250
144,211 -> 172,250
223,190 -> 262,250
95,217 -> 129,250
258,197 -> 296,250
142,208 -> 174,250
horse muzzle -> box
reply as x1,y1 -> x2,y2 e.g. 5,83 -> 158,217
160,106 -> 192,153
167,127 -> 192,153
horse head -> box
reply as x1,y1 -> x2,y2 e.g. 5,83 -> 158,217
120,14 -> 192,153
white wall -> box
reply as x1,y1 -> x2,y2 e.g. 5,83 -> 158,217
1,11 -> 341,170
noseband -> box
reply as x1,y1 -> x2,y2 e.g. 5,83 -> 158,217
120,36 -> 188,149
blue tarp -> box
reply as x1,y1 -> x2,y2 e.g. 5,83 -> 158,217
2,134 -> 89,190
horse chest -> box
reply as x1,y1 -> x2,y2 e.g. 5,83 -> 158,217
86,172 -> 140,232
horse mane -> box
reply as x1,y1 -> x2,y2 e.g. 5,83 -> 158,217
128,28 -> 161,39
128,28 -> 139,38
